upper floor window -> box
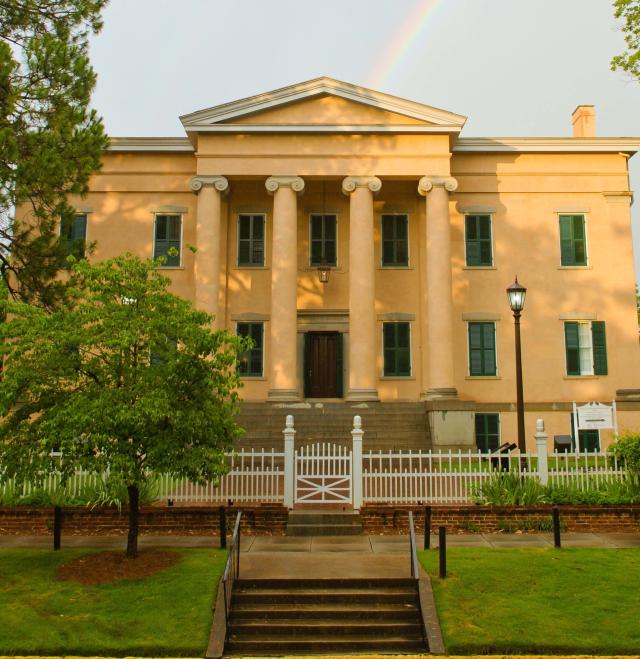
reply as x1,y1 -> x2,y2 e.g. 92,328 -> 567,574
559,214 -> 587,266
154,214 -> 181,267
468,322 -> 497,376
237,322 -> 264,377
381,214 -> 409,267
564,320 -> 607,376
383,321 -> 411,376
465,214 -> 493,266
310,214 -> 337,266
60,214 -> 87,258
238,214 -> 265,267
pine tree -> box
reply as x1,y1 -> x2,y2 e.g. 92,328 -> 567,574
0,1 -> 108,308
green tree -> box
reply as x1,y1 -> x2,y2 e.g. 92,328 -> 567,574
0,0 -> 108,308
611,0 -> 640,80
0,254 -> 248,557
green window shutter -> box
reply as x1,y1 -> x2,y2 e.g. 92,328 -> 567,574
382,215 -> 408,266
475,413 -> 500,453
238,215 -> 265,266
465,215 -> 492,266
383,322 -> 411,376
564,322 -> 581,375
559,215 -> 574,265
61,214 -> 87,257
469,322 -> 496,375
237,322 -> 263,376
591,321 -> 608,375
154,215 -> 181,266
572,215 -> 587,265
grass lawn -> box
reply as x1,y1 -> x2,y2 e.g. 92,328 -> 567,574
0,548 -> 227,656
420,547 -> 640,655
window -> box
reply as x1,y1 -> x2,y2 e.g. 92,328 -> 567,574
468,322 -> 497,376
381,214 -> 409,266
237,322 -> 264,377
570,414 -> 600,452
559,214 -> 587,266
564,321 -> 607,376
475,413 -> 500,453
465,215 -> 493,266
154,214 -> 181,266
60,214 -> 87,257
238,214 -> 265,267
150,335 -> 177,367
310,214 -> 337,266
383,322 -> 411,376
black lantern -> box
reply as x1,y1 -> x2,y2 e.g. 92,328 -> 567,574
506,277 -> 527,315
317,258 -> 331,284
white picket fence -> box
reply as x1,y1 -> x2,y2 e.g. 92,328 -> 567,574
0,416 -> 629,506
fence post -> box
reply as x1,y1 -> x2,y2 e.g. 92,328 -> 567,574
219,505 -> 227,549
424,505 -> 432,550
535,418 -> 549,486
283,415 -> 296,509
53,506 -> 62,551
351,415 -> 364,510
438,526 -> 446,578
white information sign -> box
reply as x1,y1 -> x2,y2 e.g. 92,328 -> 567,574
573,401 -> 618,434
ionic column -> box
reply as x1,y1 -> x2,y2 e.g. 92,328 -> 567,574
418,175 -> 458,399
342,176 -> 381,401
190,175 -> 229,328
266,176 -> 305,401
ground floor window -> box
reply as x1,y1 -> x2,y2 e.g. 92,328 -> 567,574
475,413 -> 500,453
382,322 -> 411,376
570,414 -> 600,452
237,322 -> 263,376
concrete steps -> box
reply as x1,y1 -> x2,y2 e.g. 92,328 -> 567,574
286,511 -> 363,536
235,401 -> 432,451
226,578 -> 427,655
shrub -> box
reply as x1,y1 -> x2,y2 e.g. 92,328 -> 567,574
472,473 -> 547,505
609,432 -> 640,482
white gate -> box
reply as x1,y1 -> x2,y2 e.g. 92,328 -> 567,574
294,443 -> 352,504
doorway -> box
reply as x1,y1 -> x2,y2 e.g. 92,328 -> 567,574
304,332 -> 343,398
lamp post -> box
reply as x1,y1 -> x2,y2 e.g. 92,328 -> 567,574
507,277 -> 527,454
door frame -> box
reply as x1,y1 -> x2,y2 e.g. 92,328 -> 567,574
303,331 -> 344,399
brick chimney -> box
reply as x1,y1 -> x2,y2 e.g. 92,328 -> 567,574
572,105 -> 596,137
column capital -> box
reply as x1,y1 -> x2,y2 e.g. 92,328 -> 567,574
265,176 -> 305,195
418,175 -> 458,195
189,175 -> 229,194
342,176 -> 382,195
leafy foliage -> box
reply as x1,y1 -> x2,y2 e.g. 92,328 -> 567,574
609,431 -> 640,480
473,471 -> 640,505
0,254 -> 249,553
0,0 -> 108,308
611,0 -> 640,81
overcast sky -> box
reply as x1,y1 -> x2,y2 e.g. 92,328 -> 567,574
88,0 -> 640,281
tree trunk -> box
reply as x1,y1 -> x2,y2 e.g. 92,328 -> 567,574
126,484 -> 140,559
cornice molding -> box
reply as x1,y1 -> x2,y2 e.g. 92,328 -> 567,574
108,137 -> 194,152
453,137 -> 640,154
180,77 -> 467,130
265,176 -> 305,194
342,176 -> 382,195
418,176 -> 458,195
189,175 -> 229,194
183,124 -> 462,134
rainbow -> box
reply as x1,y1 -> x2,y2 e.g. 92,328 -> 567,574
367,0 -> 445,90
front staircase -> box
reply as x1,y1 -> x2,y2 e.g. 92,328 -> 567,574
226,578 -> 427,655
286,510 -> 363,536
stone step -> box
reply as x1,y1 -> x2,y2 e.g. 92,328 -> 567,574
285,523 -> 363,536
225,637 -> 426,654
230,620 -> 423,636
233,590 -> 418,606
231,604 -> 419,620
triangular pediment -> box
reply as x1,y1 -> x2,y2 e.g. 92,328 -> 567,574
180,77 -> 466,134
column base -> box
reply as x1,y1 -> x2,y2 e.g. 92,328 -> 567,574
267,389 -> 300,402
346,388 -> 379,402
422,387 -> 458,401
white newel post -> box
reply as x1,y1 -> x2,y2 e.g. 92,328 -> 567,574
283,415 -> 296,509
535,418 -> 549,485
351,415 -> 364,510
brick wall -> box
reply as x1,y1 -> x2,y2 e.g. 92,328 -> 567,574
361,504 -> 640,534
0,504 -> 288,536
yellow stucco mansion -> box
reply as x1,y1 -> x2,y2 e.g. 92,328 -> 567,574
55,78 -> 640,450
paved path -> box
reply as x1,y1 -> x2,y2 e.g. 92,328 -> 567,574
2,532 -> 638,579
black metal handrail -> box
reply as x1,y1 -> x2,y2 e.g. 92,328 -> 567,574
221,511 -> 242,633
408,511 -> 420,580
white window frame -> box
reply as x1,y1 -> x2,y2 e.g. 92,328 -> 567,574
153,213 -> 183,268
466,321 -> 499,377
308,212 -> 339,268
237,213 -> 267,268
463,213 -> 494,267
557,212 -> 590,268
381,320 -> 412,378
379,212 -> 411,268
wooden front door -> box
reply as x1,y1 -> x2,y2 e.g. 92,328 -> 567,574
304,332 -> 343,398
